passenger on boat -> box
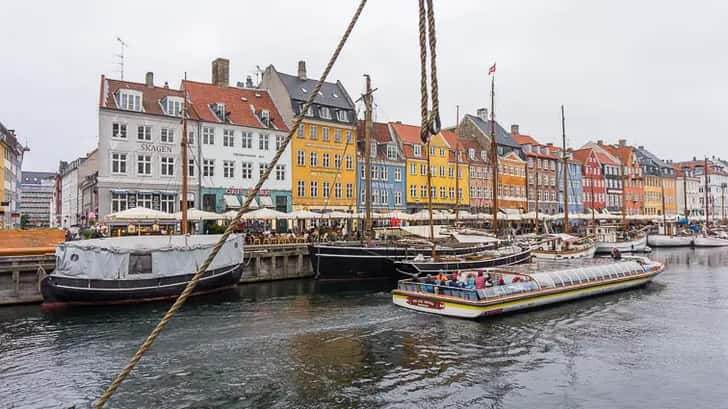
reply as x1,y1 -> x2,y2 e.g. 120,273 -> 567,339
497,276 -> 505,286
611,247 -> 621,260
465,273 -> 476,289
475,272 -> 486,289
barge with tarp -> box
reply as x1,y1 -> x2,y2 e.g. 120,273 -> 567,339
392,256 -> 664,319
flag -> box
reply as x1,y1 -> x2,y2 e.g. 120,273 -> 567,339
488,63 -> 496,75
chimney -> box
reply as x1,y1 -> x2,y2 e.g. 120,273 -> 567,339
693,156 -> 697,161
597,140 -> 603,146
618,139 -> 626,147
297,60 -> 307,80
476,108 -> 488,121
212,57 -> 230,87
245,75 -> 254,88
145,72 -> 154,87
511,124 -> 520,137
163,81 -> 169,88
547,142 -> 553,146
638,145 -> 644,150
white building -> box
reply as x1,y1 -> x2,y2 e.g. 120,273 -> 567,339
675,167 -> 701,218
20,171 -> 56,227
59,157 -> 83,227
1,122 -> 27,228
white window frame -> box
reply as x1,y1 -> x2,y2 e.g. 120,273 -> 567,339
137,125 -> 152,141
160,128 -> 175,144
111,152 -> 128,175
112,122 -> 127,139
241,162 -> 252,179
160,156 -> 175,177
137,154 -> 152,176
223,160 -> 235,178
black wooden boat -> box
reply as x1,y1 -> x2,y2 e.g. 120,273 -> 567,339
310,241 -> 496,280
41,234 -> 244,307
391,245 -> 533,277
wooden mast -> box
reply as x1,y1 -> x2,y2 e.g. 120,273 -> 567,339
621,159 -> 627,231
181,76 -> 189,235
534,167 -> 539,234
561,105 -> 569,233
362,74 -> 375,241
426,141 -> 436,258
682,167 -> 688,219
660,175 -> 667,233
490,71 -> 499,237
705,157 -> 710,228
455,105 -> 460,223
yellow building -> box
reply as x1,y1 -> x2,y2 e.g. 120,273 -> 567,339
662,176 -> 677,215
642,175 -> 663,215
391,123 -> 467,211
260,61 -> 358,212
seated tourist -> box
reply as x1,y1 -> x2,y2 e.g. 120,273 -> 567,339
465,274 -> 476,289
475,272 -> 486,289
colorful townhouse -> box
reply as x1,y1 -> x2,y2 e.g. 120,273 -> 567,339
676,157 -> 728,220
441,130 -> 471,211
549,147 -> 584,215
497,151 -> 527,211
260,61 -> 357,213
0,122 -> 26,228
355,121 -> 406,211
391,123 -> 463,212
457,137 -> 491,212
512,127 -> 559,214
583,141 -> 622,213
604,140 -> 643,215
572,148 -> 606,212
673,164 -> 701,217
183,66 -> 292,213
634,146 -> 674,216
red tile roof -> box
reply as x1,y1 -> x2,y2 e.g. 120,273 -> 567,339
595,151 -> 619,166
356,120 -> 393,144
571,148 -> 594,164
390,122 -> 424,145
101,77 -> 185,117
183,80 -> 288,132
512,134 -> 540,146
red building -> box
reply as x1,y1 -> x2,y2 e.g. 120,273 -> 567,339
572,148 -> 606,211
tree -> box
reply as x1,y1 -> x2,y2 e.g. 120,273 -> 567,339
20,214 -> 30,229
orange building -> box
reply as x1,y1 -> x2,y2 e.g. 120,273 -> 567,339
497,151 -> 527,211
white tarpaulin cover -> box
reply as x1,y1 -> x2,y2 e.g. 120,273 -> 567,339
55,234 -> 244,280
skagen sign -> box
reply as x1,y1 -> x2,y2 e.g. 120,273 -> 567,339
139,143 -> 174,153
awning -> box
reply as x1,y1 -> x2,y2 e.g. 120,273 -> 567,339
240,196 -> 259,209
259,196 -> 274,208
224,195 -> 241,209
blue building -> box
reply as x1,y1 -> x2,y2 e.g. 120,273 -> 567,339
556,153 -> 584,215
356,121 -> 406,211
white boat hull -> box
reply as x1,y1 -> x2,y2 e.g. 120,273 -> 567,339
532,245 -> 596,260
693,236 -> 728,247
647,235 -> 693,247
596,236 -> 648,253
392,275 -> 656,319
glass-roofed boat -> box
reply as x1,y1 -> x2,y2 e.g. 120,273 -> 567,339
392,256 -> 664,319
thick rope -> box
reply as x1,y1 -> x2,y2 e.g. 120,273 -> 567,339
92,1 -> 368,407
418,0 -> 429,144
426,0 -> 440,135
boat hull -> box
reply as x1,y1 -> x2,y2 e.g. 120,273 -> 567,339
693,236 -> 728,247
392,248 -> 532,276
647,235 -> 693,247
532,245 -> 596,260
310,243 -> 494,280
41,264 -> 243,307
595,236 -> 648,253
392,270 -> 660,319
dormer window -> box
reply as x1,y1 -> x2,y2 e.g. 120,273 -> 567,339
481,150 -> 488,160
320,107 -> 332,119
118,90 -> 142,112
336,110 -> 348,122
212,103 -> 227,121
413,144 -> 422,157
163,97 -> 183,117
304,105 -> 314,117
387,144 -> 397,160
260,110 -> 271,127
468,148 -> 475,160
370,142 -> 377,158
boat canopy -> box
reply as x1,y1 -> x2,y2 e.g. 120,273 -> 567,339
54,234 -> 244,280
528,260 -> 644,289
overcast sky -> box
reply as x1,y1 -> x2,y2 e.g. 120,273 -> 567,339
2,0 -> 726,171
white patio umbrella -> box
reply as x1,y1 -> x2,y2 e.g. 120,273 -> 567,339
324,210 -> 354,219
288,209 -> 323,219
240,208 -> 290,220
104,206 -> 175,222
173,208 -> 223,221
382,210 -> 411,220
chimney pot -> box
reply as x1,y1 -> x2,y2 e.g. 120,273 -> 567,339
618,139 -> 626,147
212,58 -> 230,87
245,75 -> 254,88
163,81 -> 169,88
297,60 -> 307,80
145,72 -> 154,87
476,108 -> 488,121
597,140 -> 603,146
511,124 -> 520,137
638,145 -> 644,150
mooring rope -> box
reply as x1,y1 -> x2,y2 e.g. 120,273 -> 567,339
92,1 -> 368,407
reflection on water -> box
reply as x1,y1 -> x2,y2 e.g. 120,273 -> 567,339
2,248 -> 728,408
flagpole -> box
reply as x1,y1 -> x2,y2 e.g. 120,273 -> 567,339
489,63 -> 498,238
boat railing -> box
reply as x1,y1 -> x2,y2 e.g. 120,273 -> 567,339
398,280 -> 480,300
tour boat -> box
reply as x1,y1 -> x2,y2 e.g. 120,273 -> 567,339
392,256 -> 664,319
41,235 -> 244,306
692,235 -> 728,247
531,234 -> 596,260
647,234 -> 694,247
310,241 -> 495,280
390,245 -> 532,277
591,225 -> 649,253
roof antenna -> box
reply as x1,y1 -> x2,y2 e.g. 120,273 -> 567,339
116,37 -> 128,80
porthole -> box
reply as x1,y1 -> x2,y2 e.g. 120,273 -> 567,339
70,254 -> 79,262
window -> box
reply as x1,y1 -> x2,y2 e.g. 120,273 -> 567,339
322,128 -> 331,143
335,183 -> 342,198
297,180 -> 305,197
304,105 -> 314,117
203,159 -> 215,177
337,110 -> 348,122
161,128 -> 174,143
413,144 -> 422,157
420,164 -> 427,176
346,130 -> 353,143
346,155 -> 353,170
323,153 -> 330,168
118,91 -> 141,111
111,192 -> 128,212
334,129 -> 342,143
395,168 -> 402,182
449,187 -> 455,199
165,98 -> 183,117
160,194 -> 175,213
448,167 -> 454,178
188,130 -> 195,145
259,163 -> 269,178
111,153 -> 127,174
297,150 -> 305,166
346,183 -> 353,199
440,186 -> 446,198
381,167 -> 388,180
430,146 -> 435,156
241,162 -> 252,179
259,134 -> 270,150
223,129 -> 235,147
276,165 -> 286,181
370,166 -> 377,180
381,190 -> 388,205
188,159 -> 195,177
137,125 -> 152,141
384,145 -> 396,160
161,157 -> 175,177
323,182 -> 330,199
320,107 -> 331,119
310,181 -> 318,198
137,155 -> 152,176
334,154 -> 342,169
440,148 -> 445,157
310,125 -> 318,140
223,160 -> 235,178
310,152 -> 318,167
410,185 -> 417,197
421,185 -> 428,197
203,127 -> 215,145
112,123 -> 127,139
297,125 -> 305,138
410,164 -> 416,175
276,134 -> 285,150
241,131 -> 252,148
213,103 -> 226,121
137,193 -> 153,208
260,110 -> 271,127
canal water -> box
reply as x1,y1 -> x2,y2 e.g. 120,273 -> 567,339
1,248 -> 727,409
